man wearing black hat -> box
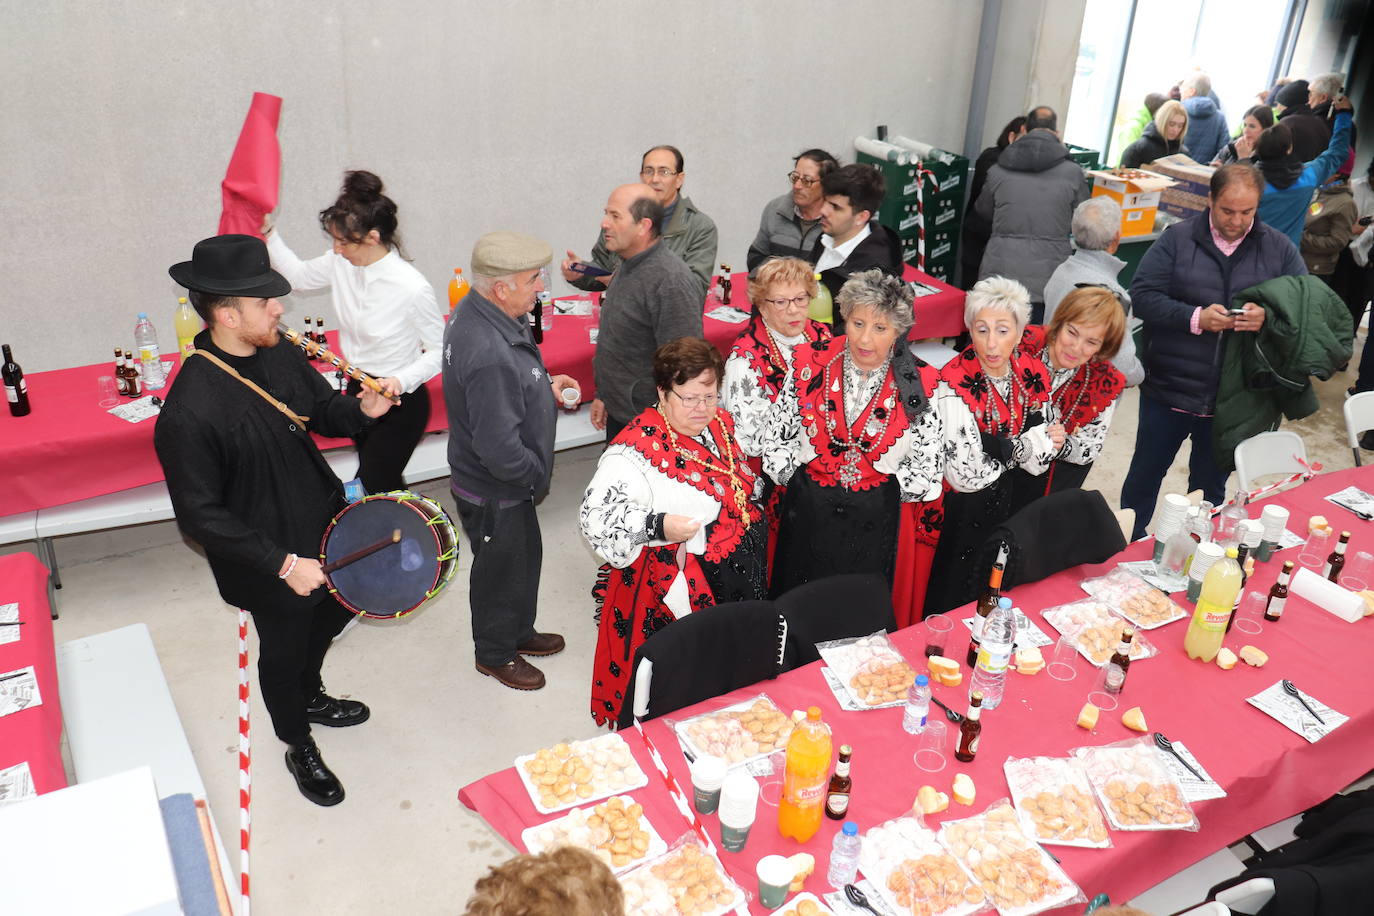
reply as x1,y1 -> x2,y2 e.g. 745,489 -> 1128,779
157,233 -> 394,806
1274,79 -> 1332,163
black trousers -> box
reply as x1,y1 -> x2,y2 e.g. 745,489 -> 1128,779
248,594 -> 355,745
348,379 -> 431,493
455,495 -> 542,667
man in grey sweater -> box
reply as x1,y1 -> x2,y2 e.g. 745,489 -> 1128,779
566,184 -> 704,441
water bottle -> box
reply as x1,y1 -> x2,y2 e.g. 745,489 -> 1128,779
826,821 -> 862,888
134,312 -> 165,390
902,674 -> 931,734
970,597 -> 1015,710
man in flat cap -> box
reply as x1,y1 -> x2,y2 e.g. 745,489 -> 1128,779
157,234 -> 394,807
444,231 -> 578,691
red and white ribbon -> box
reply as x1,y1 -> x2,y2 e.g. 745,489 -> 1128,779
911,161 -> 941,272
1245,455 -> 1323,503
632,719 -> 721,857
237,608 -> 253,916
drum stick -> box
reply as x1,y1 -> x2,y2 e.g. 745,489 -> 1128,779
322,529 -> 402,574
279,326 -> 402,405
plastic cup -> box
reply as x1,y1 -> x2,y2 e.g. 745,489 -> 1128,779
1257,505 -> 1290,562
1234,590 -> 1265,635
718,770 -> 759,853
691,755 -> 727,815
914,718 -> 947,772
1297,528 -> 1331,572
922,614 -> 953,658
97,376 -> 119,408
757,749 -> 784,808
1339,550 -> 1373,592
560,387 -> 580,409
756,855 -> 793,909
1087,664 -> 1120,712
1048,634 -> 1079,681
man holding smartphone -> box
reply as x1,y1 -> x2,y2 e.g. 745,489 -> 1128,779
1120,164 -> 1306,539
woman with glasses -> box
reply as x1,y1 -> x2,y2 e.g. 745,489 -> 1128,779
923,276 -> 1063,616
1009,286 -> 1127,512
580,337 -> 767,727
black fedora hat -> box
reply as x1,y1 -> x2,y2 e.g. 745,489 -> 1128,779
169,234 -> 291,298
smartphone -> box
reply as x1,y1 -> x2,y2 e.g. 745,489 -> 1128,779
1360,216 -> 1373,227
1227,307 -> 1246,317
568,261 -> 612,278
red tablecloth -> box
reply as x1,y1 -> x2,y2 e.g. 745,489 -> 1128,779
459,467 -> 1374,912
0,552 -> 66,795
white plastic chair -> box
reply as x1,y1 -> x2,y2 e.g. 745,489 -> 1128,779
1214,877 -> 1276,914
1343,392 -> 1374,467
1233,430 -> 1309,492
1178,903 -> 1230,915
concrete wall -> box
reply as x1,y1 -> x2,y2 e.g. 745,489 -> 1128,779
2,0 -> 1086,372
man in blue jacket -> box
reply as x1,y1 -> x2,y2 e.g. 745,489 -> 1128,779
444,232 -> 580,691
1180,73 -> 1231,165
1120,165 -> 1306,539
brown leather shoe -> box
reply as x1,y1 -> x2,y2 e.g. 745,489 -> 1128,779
475,656 -> 546,690
517,632 -> 566,657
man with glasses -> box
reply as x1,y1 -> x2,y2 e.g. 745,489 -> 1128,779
746,148 -> 838,271
565,144 -> 717,298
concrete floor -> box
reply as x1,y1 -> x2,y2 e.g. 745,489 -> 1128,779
8,330 -> 1365,915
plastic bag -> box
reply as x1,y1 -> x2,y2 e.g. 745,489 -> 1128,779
668,694 -> 794,767
1003,755 -> 1111,848
617,832 -> 751,916
937,799 -> 1086,916
514,732 -> 648,814
859,814 -> 986,916
816,630 -> 917,709
521,794 -> 667,872
1041,599 -> 1159,666
1079,567 -> 1187,629
1072,736 -> 1201,831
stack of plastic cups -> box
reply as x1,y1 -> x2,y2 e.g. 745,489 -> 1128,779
1187,542 -> 1225,603
718,770 -> 760,853
1239,520 -> 1262,570
1256,505 -> 1290,562
1153,494 -> 1192,563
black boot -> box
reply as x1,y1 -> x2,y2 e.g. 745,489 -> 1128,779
305,691 -> 370,727
285,739 -> 344,806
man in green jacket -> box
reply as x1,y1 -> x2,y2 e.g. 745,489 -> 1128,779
565,144 -> 718,300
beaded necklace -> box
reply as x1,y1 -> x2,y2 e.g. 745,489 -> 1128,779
978,360 -> 1029,435
657,408 -> 753,528
1040,347 -> 1092,434
820,349 -> 897,489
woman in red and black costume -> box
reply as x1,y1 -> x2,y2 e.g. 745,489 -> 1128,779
757,270 -> 1000,598
579,338 -> 767,727
1009,285 -> 1128,512
923,276 -> 1065,616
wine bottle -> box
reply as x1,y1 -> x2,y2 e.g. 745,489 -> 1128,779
2,344 -> 31,417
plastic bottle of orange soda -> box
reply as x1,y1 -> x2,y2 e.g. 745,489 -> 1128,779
448,268 -> 470,310
777,706 -> 833,842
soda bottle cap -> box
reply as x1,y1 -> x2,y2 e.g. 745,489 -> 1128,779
138,312 -> 148,318
915,674 -> 929,686
997,597 -> 1012,608
842,821 -> 858,836
178,297 -> 187,304
839,744 -> 852,755
806,706 -> 822,721
1225,547 -> 1239,558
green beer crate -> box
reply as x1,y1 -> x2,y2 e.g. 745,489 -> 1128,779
1067,144 -> 1101,171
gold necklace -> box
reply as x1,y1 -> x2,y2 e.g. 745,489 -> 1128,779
657,408 -> 753,528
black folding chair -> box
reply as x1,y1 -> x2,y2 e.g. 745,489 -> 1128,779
774,573 -> 897,671
974,488 -> 1126,590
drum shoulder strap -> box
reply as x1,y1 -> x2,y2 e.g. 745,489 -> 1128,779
188,349 -> 311,426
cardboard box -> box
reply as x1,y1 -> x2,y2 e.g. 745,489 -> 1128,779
1086,168 -> 1176,238
1147,154 -> 1215,219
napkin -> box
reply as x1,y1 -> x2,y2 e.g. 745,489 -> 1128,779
0,666 -> 42,718
959,608 -> 1054,648
0,762 -> 35,806
218,92 -> 283,237
1118,559 -> 1190,594
1155,741 -> 1226,802
0,603 -> 18,646
1324,486 -> 1374,521
1246,680 -> 1348,743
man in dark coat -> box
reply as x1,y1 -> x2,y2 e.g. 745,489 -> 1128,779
156,234 -> 395,806
1119,165 -> 1306,539
1275,79 -> 1333,163
810,162 -> 903,334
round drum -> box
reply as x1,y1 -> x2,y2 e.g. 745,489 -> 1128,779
319,492 -> 459,619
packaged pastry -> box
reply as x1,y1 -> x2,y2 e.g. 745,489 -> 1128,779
938,800 -> 1084,916
1072,738 -> 1200,831
776,892 -> 835,916
1080,568 -> 1187,629
1041,600 -> 1158,666
617,836 -> 748,916
515,732 -> 648,814
1003,756 -> 1111,848
818,631 -> 916,709
521,795 -> 666,872
859,815 -> 985,916
672,695 -> 793,766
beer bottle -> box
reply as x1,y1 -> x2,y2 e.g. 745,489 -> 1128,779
824,745 -> 853,820
1104,627 -> 1134,695
302,317 -> 315,360
114,349 -> 128,396
968,554 -> 1007,666
1264,561 -> 1293,622
1224,542 -> 1252,634
955,692 -> 983,762
122,347 -> 142,397
315,316 -> 328,349
1324,531 -> 1350,582
719,264 -> 733,306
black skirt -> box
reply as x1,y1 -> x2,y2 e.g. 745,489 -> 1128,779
700,514 -> 771,604
769,468 -> 899,597
924,473 -> 1014,616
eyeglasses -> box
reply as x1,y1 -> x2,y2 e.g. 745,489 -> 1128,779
788,171 -> 820,186
640,167 -> 679,179
762,295 -> 811,310
670,390 -> 719,409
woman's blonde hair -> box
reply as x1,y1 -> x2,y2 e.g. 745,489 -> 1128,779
463,846 -> 625,916
1153,99 -> 1189,142
1047,286 -> 1126,361
748,256 -> 818,307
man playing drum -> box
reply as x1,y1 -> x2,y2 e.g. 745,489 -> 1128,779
156,234 -> 395,806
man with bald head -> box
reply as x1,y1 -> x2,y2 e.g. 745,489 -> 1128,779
565,144 -> 718,298
564,184 -> 703,441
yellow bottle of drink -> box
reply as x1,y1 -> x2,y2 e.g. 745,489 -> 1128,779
448,268 -> 470,310
808,273 -> 833,325
174,296 -> 202,362
777,706 -> 833,842
1184,546 -> 1243,662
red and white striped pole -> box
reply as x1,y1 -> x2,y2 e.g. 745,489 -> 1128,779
237,608 -> 253,916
